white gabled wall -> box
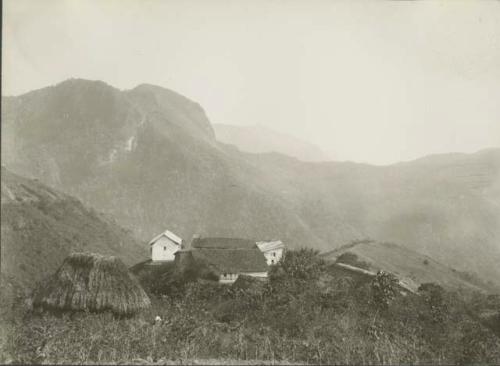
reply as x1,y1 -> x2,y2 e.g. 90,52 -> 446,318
151,236 -> 180,261
244,272 -> 268,278
219,273 -> 239,284
263,248 -> 284,265
218,271 -> 268,284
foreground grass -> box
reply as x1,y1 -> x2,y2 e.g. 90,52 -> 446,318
1,249 -> 500,365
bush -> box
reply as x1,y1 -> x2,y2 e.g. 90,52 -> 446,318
271,248 -> 324,282
418,283 -> 448,323
371,271 -> 399,311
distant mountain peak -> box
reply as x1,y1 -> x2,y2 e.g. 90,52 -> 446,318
213,123 -> 331,162
57,78 -> 115,88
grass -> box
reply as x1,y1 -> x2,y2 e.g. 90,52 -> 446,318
1,249 -> 500,365
322,240 -> 497,293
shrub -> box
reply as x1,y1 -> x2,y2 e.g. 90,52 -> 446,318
418,283 -> 448,323
272,248 -> 324,282
370,271 -> 399,312
458,321 -> 500,364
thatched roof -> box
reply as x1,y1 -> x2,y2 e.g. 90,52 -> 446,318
33,253 -> 151,316
191,248 -> 268,274
192,237 -> 258,250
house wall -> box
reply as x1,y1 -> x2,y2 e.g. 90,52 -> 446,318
219,273 -> 239,284
218,271 -> 268,284
151,236 -> 179,261
263,248 -> 284,265
244,271 -> 268,279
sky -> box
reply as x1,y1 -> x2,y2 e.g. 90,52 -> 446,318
3,0 -> 500,165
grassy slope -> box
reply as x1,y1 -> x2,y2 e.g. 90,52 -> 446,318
243,148 -> 500,284
2,250 -> 500,365
0,168 -> 147,290
322,241 -> 497,293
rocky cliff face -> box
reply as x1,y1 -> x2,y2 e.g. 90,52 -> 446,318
2,79 -> 500,284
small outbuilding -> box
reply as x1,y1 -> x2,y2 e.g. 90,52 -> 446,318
149,230 -> 183,262
33,252 -> 151,316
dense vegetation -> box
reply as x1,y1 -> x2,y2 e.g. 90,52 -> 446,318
1,249 -> 499,365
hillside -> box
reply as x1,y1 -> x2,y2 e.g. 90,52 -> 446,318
213,123 -> 331,162
2,79 -> 500,286
0,168 -> 147,289
321,240 -> 499,293
4,248 -> 500,365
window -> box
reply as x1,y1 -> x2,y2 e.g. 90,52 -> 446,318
163,246 -> 166,251
273,252 -> 276,257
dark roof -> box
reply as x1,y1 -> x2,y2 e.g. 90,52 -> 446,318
191,237 -> 258,250
191,248 -> 268,274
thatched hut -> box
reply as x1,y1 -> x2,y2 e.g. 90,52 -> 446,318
33,252 -> 151,316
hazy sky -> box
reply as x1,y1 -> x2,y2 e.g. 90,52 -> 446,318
3,0 -> 500,165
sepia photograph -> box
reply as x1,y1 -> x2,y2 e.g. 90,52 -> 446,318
1,0 -> 500,364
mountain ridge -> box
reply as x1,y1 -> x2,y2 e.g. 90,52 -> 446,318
2,78 -> 499,286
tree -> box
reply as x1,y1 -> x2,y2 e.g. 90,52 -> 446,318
273,248 -> 324,282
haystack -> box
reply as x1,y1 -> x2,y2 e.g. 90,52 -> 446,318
33,252 -> 151,316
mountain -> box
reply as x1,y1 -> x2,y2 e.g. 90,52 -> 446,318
213,123 -> 331,162
2,79 -> 500,286
244,147 -> 500,282
322,240 -> 499,293
0,167 -> 147,289
1,79 -> 330,249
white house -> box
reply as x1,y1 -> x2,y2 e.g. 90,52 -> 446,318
256,240 -> 285,265
149,230 -> 183,262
